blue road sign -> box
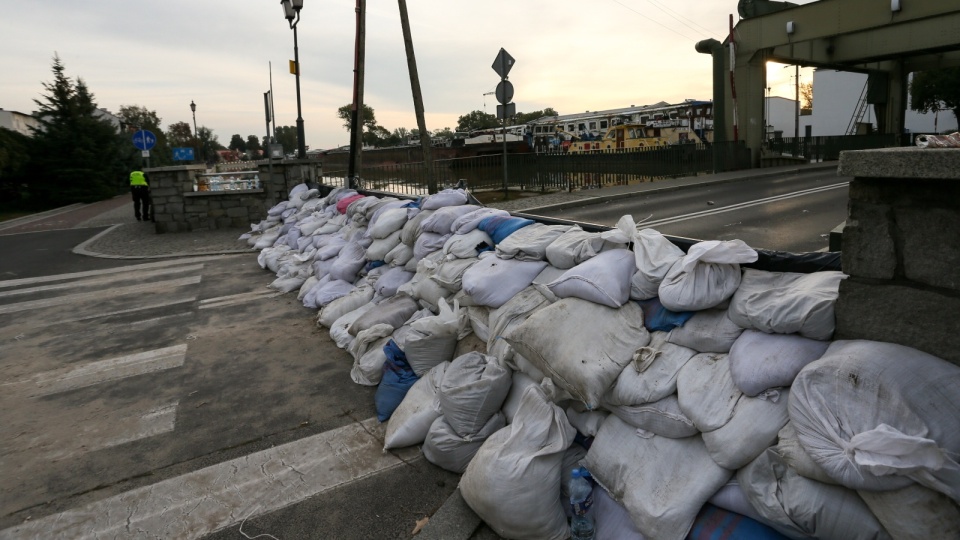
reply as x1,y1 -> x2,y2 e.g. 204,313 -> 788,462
133,129 -> 157,151
173,147 -> 195,161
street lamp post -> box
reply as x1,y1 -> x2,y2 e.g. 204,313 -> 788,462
190,100 -> 199,163
281,0 -> 306,160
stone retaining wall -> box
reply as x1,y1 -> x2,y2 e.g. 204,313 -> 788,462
145,160 -> 320,233
835,147 -> 960,366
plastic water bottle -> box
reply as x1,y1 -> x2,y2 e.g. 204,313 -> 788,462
569,467 -> 595,540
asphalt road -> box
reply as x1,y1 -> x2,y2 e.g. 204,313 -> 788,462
0,246 -> 460,539
529,169 -> 850,253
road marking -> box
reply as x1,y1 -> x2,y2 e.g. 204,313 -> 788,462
0,276 -> 201,315
638,181 -> 849,229
0,418 -> 420,540
0,256 -> 223,289
40,401 -> 180,461
0,264 -> 204,299
199,290 -> 283,310
11,345 -> 188,397
19,297 -> 197,328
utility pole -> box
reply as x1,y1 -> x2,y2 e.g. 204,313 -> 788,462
347,0 -> 366,189
398,0 -> 435,194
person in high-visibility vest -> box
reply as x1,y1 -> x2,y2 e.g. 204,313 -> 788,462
129,170 -> 153,222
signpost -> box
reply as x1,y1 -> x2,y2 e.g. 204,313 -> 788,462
492,48 -> 516,196
132,129 -> 157,168
173,147 -> 195,161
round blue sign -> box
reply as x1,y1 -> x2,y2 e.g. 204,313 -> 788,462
132,129 -> 157,151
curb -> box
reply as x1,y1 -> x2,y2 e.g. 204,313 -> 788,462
417,488 -> 482,540
0,203 -> 85,232
516,162 -> 839,214
71,224 -> 253,260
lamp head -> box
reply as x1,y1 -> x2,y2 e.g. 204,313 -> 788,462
190,100 -> 196,113
281,0 -> 296,21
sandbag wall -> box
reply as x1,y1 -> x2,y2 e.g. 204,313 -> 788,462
240,184 -> 960,540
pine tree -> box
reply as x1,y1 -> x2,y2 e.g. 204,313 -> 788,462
27,54 -> 131,207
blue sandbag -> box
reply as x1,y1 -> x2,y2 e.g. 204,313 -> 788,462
476,215 -> 535,245
687,504 -> 788,540
374,340 -> 420,422
637,297 -> 694,332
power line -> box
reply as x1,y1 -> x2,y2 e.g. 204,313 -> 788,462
644,0 -> 725,38
608,0 -> 716,42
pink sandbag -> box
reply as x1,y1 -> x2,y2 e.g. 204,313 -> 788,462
336,194 -> 366,214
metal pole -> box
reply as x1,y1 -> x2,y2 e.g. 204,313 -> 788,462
293,18 -> 306,159
502,76 -> 508,198
398,0 -> 435,194
347,0 -> 366,189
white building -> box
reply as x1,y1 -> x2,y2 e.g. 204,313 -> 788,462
799,69 -> 957,137
0,108 -> 40,137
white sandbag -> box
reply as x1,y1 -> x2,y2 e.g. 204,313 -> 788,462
602,394 -> 699,439
658,239 -> 758,311
411,274 -> 455,313
859,484 -> 960,540
314,235 -> 348,260
432,257 -> 479,292
384,242 -> 413,267
372,266 -> 414,298
317,285 -> 375,328
630,227 -> 686,300
545,225 -> 607,269
413,232 -> 451,262
583,415 -> 733,540
419,204 -> 481,235
604,331 -> 698,406
486,286 -> 553,353
302,274 -> 332,309
442,229 -> 493,260
592,484 -> 646,540
313,279 -> 356,308
328,241 -> 367,283
438,352 -> 511,437
775,422 -> 838,485
728,329 -> 829,397
707,480 -> 767,525
738,448 -> 891,540
501,371 -> 539,424
269,273 -> 308,294
348,294 -> 419,337
676,352 -> 742,432
349,323 -> 393,361
364,230 -> 402,261
504,298 -> 650,410
666,308 -> 744,353
789,339 -> 960,498
420,188 -> 468,210
546,249 -> 635,308
253,230 -> 282,250
422,413 -> 505,473
565,403 -> 609,437
384,361 -> 449,450
461,253 -> 548,308
367,207 -> 410,239
400,209 -> 434,246
729,268 -> 846,340
329,302 -> 376,350
298,275 -> 319,302
405,299 -> 463,376
495,223 -> 572,261
467,306 -> 490,343
452,207 -> 509,234
350,335 -> 391,386
702,388 -> 790,470
460,381 -> 575,540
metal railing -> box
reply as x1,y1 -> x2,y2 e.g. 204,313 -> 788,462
766,133 -> 909,162
323,142 -> 751,196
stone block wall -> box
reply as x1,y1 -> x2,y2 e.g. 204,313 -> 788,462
145,160 -> 320,234
835,147 -> 960,366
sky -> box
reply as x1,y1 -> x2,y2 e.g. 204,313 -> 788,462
1,0 -> 816,151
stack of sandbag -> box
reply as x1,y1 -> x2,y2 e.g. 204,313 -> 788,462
247,185 -> 960,539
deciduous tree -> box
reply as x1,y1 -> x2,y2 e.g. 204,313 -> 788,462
910,67 -> 960,129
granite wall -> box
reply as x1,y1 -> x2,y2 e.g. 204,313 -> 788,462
145,160 -> 320,234
835,147 -> 960,366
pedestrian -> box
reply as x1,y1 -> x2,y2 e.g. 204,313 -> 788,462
129,169 -> 153,222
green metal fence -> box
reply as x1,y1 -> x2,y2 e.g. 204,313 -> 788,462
323,142 -> 752,196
